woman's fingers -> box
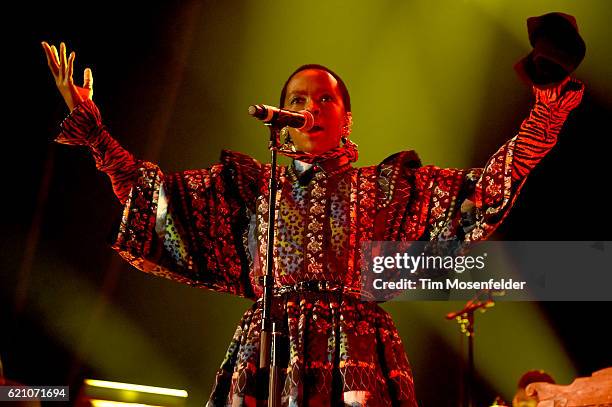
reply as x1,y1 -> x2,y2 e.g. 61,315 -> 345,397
51,45 -> 59,66
42,41 -> 90,109
51,45 -> 60,78
41,42 -> 60,76
59,42 -> 67,81
67,51 -> 75,83
83,67 -> 93,97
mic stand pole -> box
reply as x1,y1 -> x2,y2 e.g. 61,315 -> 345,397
446,292 -> 495,407
259,123 -> 282,407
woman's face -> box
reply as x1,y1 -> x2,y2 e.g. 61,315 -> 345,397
282,69 -> 346,155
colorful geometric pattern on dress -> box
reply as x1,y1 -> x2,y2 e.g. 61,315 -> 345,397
276,180 -> 308,277
255,165 -> 356,288
110,154 -> 424,405
329,177 -> 351,255
207,292 -> 416,407
56,99 -> 138,204
162,204 -> 191,269
111,151 -> 262,299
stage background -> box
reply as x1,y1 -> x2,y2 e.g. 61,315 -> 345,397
3,1 -> 611,405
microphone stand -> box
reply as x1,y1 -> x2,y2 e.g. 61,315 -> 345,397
446,291 -> 495,407
259,122 -> 282,407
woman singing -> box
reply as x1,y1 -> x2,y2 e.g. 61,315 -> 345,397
42,14 -> 584,405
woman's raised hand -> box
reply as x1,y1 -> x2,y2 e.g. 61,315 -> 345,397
42,41 -> 93,111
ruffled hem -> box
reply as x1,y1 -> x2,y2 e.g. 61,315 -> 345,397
54,98 -> 102,146
207,292 -> 417,406
533,77 -> 584,112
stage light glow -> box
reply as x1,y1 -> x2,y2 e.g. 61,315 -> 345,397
84,380 -> 188,398
90,401 -> 163,407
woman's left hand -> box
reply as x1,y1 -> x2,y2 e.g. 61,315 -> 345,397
42,41 -> 93,111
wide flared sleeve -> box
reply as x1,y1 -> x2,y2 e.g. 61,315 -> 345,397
110,150 -> 263,300
376,78 -> 584,243
55,99 -> 263,299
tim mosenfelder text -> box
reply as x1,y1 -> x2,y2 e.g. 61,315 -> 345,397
369,252 -> 527,292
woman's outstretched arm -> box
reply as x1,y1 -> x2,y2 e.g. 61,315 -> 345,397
42,42 -> 260,299
42,41 -> 138,204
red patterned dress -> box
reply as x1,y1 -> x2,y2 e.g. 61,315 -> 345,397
55,80 -> 583,406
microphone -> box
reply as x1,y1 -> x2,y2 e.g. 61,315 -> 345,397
248,104 -> 314,131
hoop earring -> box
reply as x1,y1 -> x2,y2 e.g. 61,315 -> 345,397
280,127 -> 297,152
280,126 -> 291,143
341,112 -> 353,138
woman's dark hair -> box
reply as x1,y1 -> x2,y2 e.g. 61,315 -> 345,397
517,370 -> 555,389
279,64 -> 351,112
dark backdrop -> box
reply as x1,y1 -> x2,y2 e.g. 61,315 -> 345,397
3,2 -> 611,406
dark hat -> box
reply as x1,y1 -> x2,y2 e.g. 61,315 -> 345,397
514,12 -> 586,87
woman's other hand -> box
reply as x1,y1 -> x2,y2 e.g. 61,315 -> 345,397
42,41 -> 93,111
